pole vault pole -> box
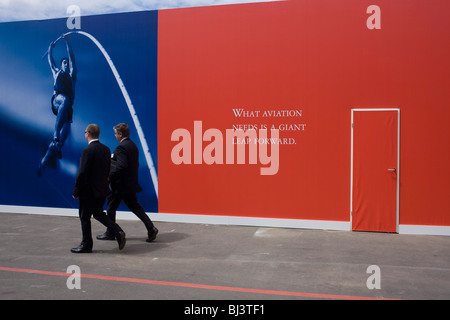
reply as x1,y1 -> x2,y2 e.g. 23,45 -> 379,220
54,31 -> 158,198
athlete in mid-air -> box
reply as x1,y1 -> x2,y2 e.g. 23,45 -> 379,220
39,35 -> 77,176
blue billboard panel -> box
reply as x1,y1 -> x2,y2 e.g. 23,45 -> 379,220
0,11 -> 158,212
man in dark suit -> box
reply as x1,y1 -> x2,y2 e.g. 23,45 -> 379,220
72,124 -> 126,253
97,123 -> 158,243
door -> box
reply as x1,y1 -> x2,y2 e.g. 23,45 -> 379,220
351,109 -> 400,232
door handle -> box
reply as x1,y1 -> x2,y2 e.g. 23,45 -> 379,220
387,168 -> 396,172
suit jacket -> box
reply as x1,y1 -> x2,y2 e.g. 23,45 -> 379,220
73,140 -> 111,199
110,137 -> 142,194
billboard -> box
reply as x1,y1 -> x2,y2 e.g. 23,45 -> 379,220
0,11 -> 158,212
1,0 -> 450,235
157,0 -> 450,233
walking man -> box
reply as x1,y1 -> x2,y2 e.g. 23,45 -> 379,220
97,123 -> 158,242
72,124 -> 126,253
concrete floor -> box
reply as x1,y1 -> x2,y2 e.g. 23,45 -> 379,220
1,212 -> 449,301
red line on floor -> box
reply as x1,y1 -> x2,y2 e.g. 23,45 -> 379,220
0,266 -> 393,300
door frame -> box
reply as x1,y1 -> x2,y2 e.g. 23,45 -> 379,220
350,108 -> 400,232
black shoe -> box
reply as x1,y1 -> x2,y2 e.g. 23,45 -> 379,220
146,227 -> 158,242
116,231 -> 126,250
71,244 -> 92,253
96,232 -> 115,241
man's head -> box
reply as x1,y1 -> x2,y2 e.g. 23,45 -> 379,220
113,123 -> 130,142
85,124 -> 100,142
60,57 -> 69,73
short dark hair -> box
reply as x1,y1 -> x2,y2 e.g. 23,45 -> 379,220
114,123 -> 130,137
60,57 -> 69,65
86,124 -> 100,139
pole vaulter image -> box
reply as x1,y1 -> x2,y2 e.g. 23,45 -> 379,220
38,31 -> 158,199
38,34 -> 76,177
